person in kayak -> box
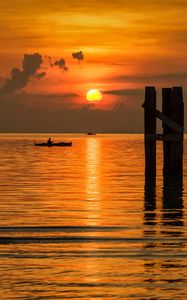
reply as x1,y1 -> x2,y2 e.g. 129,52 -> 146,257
47,137 -> 52,145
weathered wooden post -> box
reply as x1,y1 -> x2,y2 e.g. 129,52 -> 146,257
142,86 -> 184,179
162,87 -> 184,177
162,88 -> 173,176
143,86 -> 184,215
143,87 -> 157,178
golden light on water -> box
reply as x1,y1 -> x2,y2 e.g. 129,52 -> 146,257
86,138 -> 101,225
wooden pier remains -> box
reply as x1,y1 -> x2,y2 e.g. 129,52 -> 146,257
142,86 -> 184,178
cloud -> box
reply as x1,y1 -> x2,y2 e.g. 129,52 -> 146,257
72,51 -> 84,61
0,92 -> 143,133
54,58 -> 68,71
113,73 -> 187,85
0,88 -> 186,133
46,56 -> 53,67
0,53 -> 43,94
35,71 -> 46,79
44,56 -> 68,71
102,88 -> 143,96
10,92 -> 80,110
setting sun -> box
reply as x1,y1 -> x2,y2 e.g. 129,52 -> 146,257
86,89 -> 102,102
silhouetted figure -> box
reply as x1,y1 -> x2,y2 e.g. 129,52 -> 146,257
47,137 -> 52,145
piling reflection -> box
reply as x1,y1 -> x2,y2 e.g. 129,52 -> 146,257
160,176 -> 185,290
143,175 -> 184,297
144,175 -> 184,233
144,176 -> 156,232
162,176 -> 184,230
143,177 -> 158,299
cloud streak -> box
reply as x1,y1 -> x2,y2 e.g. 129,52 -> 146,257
102,88 -> 143,96
113,73 -> 187,84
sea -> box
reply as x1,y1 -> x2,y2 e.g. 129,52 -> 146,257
0,133 -> 186,300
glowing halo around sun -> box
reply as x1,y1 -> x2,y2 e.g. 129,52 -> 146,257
86,89 -> 102,102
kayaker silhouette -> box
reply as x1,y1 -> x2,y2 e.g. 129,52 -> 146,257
47,137 -> 52,145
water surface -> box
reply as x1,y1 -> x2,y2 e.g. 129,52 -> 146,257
0,134 -> 186,299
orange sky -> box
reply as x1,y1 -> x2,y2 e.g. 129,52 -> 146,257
0,0 -> 186,131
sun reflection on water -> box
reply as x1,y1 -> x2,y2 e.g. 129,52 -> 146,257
86,138 -> 101,225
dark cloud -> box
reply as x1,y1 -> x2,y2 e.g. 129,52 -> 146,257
102,88 -> 143,96
0,88 -> 186,133
54,58 -> 68,71
61,92 -> 78,98
44,56 -> 68,71
46,56 -> 53,67
54,58 -> 65,68
72,51 -> 84,61
35,71 -> 46,79
102,89 -> 144,107
114,73 -> 187,85
0,93 -> 143,133
0,53 -> 43,94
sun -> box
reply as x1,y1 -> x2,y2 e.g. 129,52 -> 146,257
86,89 -> 102,102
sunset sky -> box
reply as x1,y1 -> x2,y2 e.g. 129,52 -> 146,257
0,0 -> 186,132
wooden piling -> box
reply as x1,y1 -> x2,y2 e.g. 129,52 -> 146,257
162,88 -> 173,176
162,87 -> 184,177
172,87 -> 184,176
144,87 -> 156,177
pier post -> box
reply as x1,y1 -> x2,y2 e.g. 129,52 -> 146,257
144,87 -> 157,178
162,87 -> 184,177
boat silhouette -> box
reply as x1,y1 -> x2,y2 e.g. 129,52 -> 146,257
34,141 -> 72,147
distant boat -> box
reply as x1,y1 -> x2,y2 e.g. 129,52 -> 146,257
34,141 -> 72,147
87,132 -> 96,135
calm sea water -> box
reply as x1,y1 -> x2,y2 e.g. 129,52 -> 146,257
0,133 -> 186,299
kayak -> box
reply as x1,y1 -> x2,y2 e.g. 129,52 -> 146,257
34,141 -> 72,147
